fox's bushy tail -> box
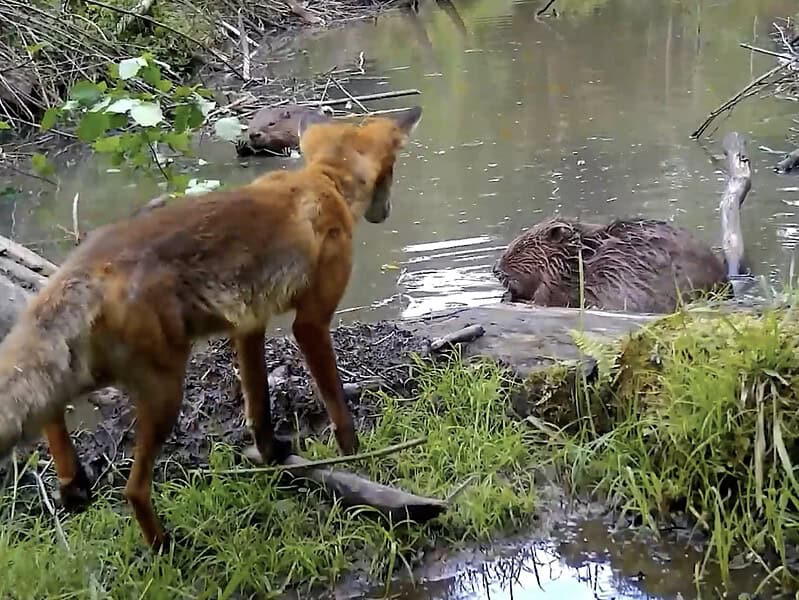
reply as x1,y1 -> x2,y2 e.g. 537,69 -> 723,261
0,277 -> 103,458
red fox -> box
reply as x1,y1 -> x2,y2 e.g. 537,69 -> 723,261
0,106 -> 423,550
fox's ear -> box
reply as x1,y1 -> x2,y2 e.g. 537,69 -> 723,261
297,110 -> 332,140
390,106 -> 423,137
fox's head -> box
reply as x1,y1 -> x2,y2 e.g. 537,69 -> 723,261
297,106 -> 423,224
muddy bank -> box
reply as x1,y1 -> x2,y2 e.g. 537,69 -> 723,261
0,321 -> 429,493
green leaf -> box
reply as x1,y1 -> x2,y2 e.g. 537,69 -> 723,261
213,116 -> 244,142
40,107 -> 60,131
76,112 -> 110,142
187,103 -> 206,129
157,79 -> 173,93
139,64 -> 162,88
108,113 -> 129,130
118,57 -> 146,80
173,86 -> 195,100
31,153 -> 55,178
163,131 -> 191,153
70,80 -> 104,107
106,98 -> 140,114
93,135 -> 122,153
120,133 -> 144,153
173,104 -> 191,133
130,102 -> 163,127
170,173 -> 191,194
25,42 -> 47,55
0,120 -> 11,130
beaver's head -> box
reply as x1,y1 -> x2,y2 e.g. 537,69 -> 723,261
493,217 -> 583,302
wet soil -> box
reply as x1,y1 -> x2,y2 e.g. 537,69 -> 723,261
1,321 -> 429,493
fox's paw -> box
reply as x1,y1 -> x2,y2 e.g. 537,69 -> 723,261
244,435 -> 294,466
335,426 -> 360,456
57,466 -> 94,513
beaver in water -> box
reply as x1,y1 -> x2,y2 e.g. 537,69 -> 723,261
240,103 -> 334,156
493,218 -> 740,313
493,135 -> 753,313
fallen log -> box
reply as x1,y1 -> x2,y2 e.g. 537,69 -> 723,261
280,454 -> 447,524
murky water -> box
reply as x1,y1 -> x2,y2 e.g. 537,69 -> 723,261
2,0 -> 799,596
3,0 -> 799,326
302,509 -> 783,600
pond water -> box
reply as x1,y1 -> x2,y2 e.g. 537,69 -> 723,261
2,0 -> 799,597
3,0 -> 799,328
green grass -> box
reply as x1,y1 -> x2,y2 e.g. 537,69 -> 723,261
0,358 -> 537,599
541,306 -> 799,589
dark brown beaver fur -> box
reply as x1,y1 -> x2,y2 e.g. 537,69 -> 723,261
244,104 -> 334,155
493,217 -> 736,313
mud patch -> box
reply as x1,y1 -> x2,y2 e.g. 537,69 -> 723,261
2,321 -> 428,492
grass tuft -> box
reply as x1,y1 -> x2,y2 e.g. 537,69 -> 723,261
544,306 -> 799,587
0,358 -> 536,599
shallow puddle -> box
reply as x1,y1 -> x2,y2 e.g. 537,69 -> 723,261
298,512 -> 783,599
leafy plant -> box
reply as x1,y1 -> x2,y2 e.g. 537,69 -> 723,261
35,54 -> 246,193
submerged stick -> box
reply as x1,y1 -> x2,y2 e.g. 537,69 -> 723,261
719,132 -> 752,280
313,89 -> 421,108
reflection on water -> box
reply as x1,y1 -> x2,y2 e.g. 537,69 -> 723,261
2,0 -> 799,322
388,543 -> 653,600
316,514 -> 778,600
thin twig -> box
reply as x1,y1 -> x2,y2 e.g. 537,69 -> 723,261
81,0 -> 244,79
71,192 -> 80,244
33,468 -> 70,551
314,88 -> 421,108
690,62 -> 789,139
195,436 -> 427,476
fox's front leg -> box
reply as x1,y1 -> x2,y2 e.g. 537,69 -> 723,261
44,415 -> 93,512
234,328 -> 292,464
291,297 -> 359,456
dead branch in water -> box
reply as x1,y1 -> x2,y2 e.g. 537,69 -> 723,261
719,132 -> 752,280
690,62 -> 789,140
691,20 -> 799,140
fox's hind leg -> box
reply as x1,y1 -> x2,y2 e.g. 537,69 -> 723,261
234,328 -> 292,464
44,415 -> 93,512
123,353 -> 188,550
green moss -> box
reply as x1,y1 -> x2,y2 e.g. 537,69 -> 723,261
545,306 -> 799,585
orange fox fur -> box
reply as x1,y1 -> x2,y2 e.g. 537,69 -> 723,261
0,106 -> 423,549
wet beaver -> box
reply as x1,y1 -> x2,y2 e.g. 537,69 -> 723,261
494,132 -> 754,314
242,103 -> 334,156
493,218 -> 738,313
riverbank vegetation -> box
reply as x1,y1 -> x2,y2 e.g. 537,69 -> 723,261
0,0 -> 404,132
3,301 -> 799,596
0,359 -> 538,598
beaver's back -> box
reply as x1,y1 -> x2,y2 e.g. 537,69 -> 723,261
494,217 -> 729,313
583,219 -> 728,312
